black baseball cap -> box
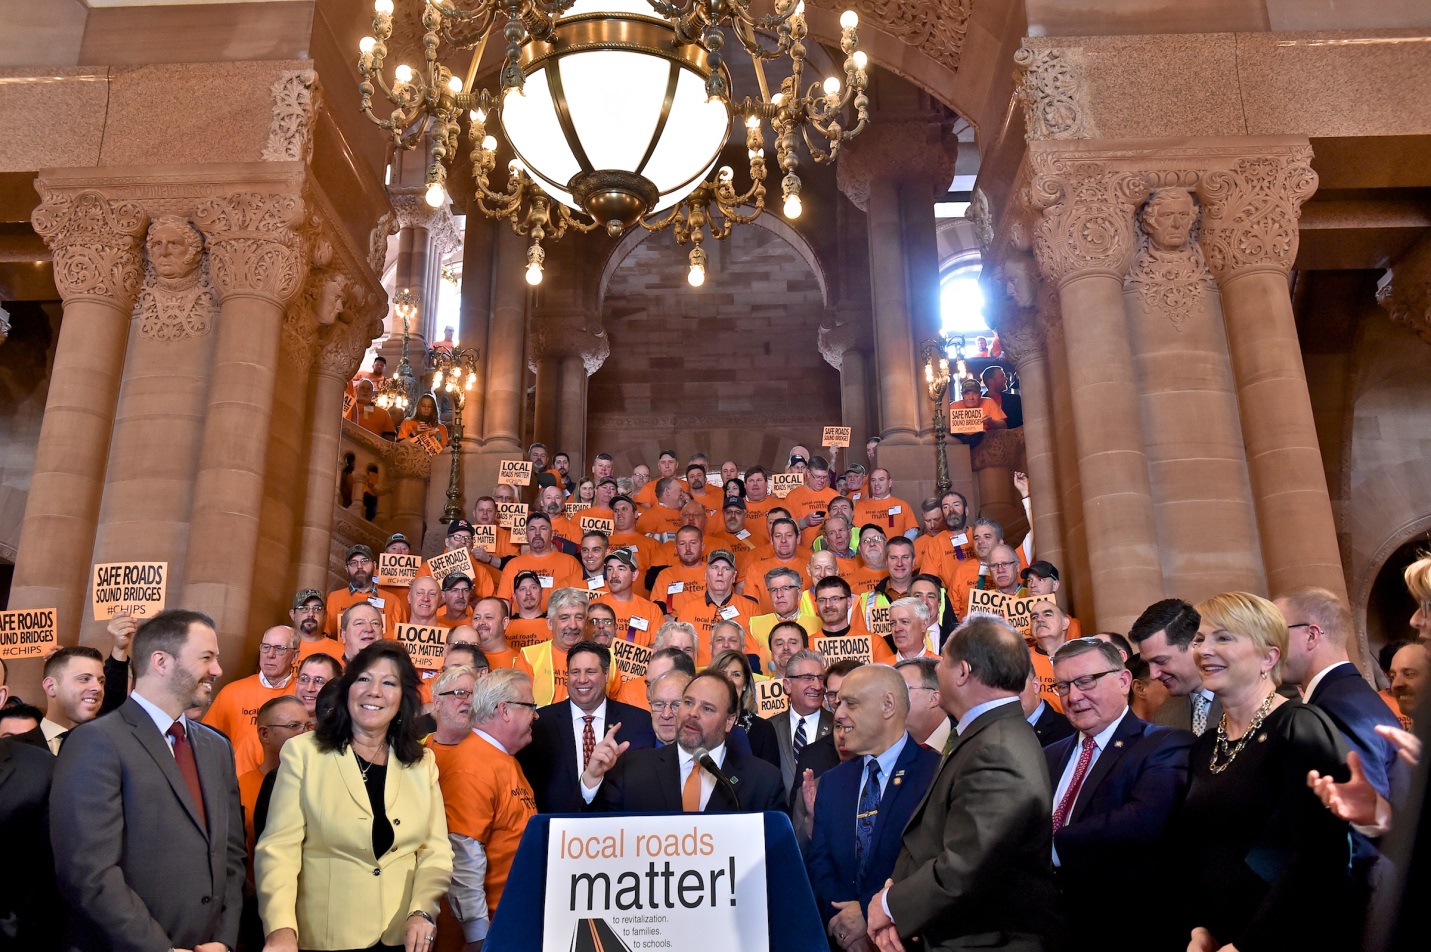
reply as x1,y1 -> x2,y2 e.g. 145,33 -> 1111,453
604,549 -> 638,571
441,573 -> 474,592
1022,561 -> 1060,582
447,519 -> 475,537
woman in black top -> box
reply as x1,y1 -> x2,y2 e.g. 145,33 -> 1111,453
1182,592 -> 1354,952
711,649 -> 782,768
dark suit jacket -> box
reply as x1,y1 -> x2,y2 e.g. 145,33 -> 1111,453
807,736 -> 939,921
788,733 -> 846,853
888,700 -> 1060,951
0,738 -> 58,952
51,697 -> 246,952
591,741 -> 786,813
1032,702 -> 1074,746
1044,712 -> 1193,951
518,698 -> 654,812
770,707 -> 834,797
1151,692 -> 1222,736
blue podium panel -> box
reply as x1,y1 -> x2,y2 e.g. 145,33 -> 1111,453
486,811 -> 828,952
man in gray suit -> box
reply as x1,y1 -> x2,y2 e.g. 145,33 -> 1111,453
51,609 -> 245,952
768,648 -> 834,798
867,616 -> 1060,952
1128,598 -> 1221,737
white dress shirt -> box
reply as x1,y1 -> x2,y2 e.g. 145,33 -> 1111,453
1051,707 -> 1129,867
955,695 -> 1021,736
571,700 -> 608,777
787,707 -> 823,746
129,689 -> 183,756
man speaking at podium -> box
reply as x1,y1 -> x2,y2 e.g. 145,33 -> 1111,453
577,671 -> 786,814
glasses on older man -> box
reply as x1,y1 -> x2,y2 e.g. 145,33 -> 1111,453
257,643 -> 295,655
1053,670 -> 1121,696
436,689 -> 474,700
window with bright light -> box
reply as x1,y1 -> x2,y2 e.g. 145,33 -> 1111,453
941,265 -> 991,339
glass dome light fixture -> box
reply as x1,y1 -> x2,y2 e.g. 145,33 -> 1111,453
357,0 -> 870,285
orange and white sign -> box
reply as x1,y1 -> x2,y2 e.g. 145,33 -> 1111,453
0,608 -> 58,660
822,426 -> 851,448
498,459 -> 535,485
91,562 -> 168,621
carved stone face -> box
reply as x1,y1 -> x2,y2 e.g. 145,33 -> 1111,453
147,218 -> 202,279
1002,257 -> 1039,309
1141,189 -> 1197,252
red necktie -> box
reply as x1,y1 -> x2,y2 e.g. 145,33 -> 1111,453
1052,736 -> 1096,833
582,715 -> 596,769
166,721 -> 207,829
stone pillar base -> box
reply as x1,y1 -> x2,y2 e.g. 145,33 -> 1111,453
872,436 -> 974,519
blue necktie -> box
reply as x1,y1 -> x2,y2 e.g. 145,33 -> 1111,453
793,716 -> 808,760
855,759 -> 882,881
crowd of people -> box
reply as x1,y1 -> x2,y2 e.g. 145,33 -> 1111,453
1,441 -> 1428,952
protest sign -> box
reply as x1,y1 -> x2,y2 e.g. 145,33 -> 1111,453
866,604 -> 892,637
413,430 -> 444,456
965,590 -> 1056,639
498,459 -> 535,485
611,639 -> 653,681
0,608 -> 59,660
497,501 -> 529,528
377,553 -> 422,587
949,407 -> 986,435
813,633 -> 874,665
822,426 -> 851,448
756,677 -> 788,716
769,473 -> 803,498
579,514 -> 615,537
91,562 -> 167,621
509,522 -> 528,545
472,524 -> 498,552
426,548 -> 476,584
393,623 -> 448,671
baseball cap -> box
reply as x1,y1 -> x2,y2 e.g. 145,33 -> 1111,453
708,549 -> 737,567
722,497 -> 746,511
611,494 -> 636,509
512,570 -> 542,589
604,549 -> 638,571
1021,561 -> 1060,582
447,519 -> 475,537
292,588 -> 323,610
441,573 -> 474,592
346,544 -> 375,562
384,532 -> 409,549
788,454 -> 808,467
845,464 -> 867,476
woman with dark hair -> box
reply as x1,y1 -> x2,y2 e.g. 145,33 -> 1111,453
397,393 -> 448,448
723,477 -> 746,501
709,649 -> 781,768
257,642 -> 452,952
574,477 -> 596,507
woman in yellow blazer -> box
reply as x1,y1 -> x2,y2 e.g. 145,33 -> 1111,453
257,641 -> 453,951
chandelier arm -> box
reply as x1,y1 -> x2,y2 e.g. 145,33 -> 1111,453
728,17 -> 797,63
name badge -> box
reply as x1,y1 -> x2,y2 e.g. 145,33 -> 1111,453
587,575 -> 605,590
952,533 -> 968,547
888,505 -> 902,515
978,564 -> 989,576
667,581 -> 685,594
368,596 -> 385,609
539,576 -> 554,589
736,529 -> 751,540
720,605 -> 740,620
630,616 -> 649,631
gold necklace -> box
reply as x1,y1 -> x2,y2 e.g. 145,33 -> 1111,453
1209,692 -> 1276,774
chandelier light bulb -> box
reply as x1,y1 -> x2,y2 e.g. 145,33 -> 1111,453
840,10 -> 859,28
784,194 -> 802,218
359,36 -> 376,54
853,50 -> 869,70
688,264 -> 706,287
525,262 -> 544,286
745,115 -> 760,130
771,92 -> 785,106
823,76 -> 841,97
447,76 -> 463,93
424,182 -> 446,207
795,1 -> 805,16
374,0 -> 394,14
472,108 -> 486,122
482,135 -> 498,152
394,64 -> 413,85
466,372 -> 477,389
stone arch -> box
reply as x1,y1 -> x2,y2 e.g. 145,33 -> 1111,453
1353,515 -> 1431,665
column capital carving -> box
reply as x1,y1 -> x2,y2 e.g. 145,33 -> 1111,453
1376,232 -> 1431,347
836,120 -> 958,212
192,192 -> 308,305
970,427 -> 1025,472
1028,155 -> 1148,287
1014,45 -> 1094,141
390,438 -> 435,480
133,215 -> 218,342
32,190 -> 149,307
387,187 -> 462,256
1196,149 -> 1318,281
817,306 -> 873,371
317,303 -> 381,381
529,317 -> 610,375
261,69 -> 320,163
1125,186 -> 1218,330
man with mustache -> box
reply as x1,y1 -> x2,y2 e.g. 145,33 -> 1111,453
203,625 -> 299,774
289,588 -> 339,663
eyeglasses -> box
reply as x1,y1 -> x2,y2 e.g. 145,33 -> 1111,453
649,700 -> 680,712
587,618 -> 616,628
258,644 -> 295,654
767,586 -> 799,596
347,558 -> 373,568
816,596 -> 850,605
296,674 -> 328,687
787,673 -> 825,685
263,721 -> 310,732
293,606 -> 323,615
437,689 -> 474,699
1286,623 -> 1312,631
1053,670 -> 1122,695
503,700 -> 539,710
988,560 -> 1019,571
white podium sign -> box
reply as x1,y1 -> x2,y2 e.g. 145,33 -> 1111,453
543,813 -> 769,952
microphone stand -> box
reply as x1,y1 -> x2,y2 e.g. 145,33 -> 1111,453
693,746 -> 741,811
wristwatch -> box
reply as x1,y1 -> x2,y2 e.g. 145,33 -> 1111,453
409,910 -> 436,925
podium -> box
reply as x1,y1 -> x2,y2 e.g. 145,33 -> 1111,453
486,811 -> 828,952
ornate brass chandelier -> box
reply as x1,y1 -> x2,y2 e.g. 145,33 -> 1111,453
357,0 -> 870,286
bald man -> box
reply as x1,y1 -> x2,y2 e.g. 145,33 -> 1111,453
203,625 -> 300,774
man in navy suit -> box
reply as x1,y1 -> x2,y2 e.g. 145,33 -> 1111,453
517,641 -> 654,812
807,665 -> 938,951
1277,588 -> 1407,889
579,671 -> 785,813
1043,637 -> 1192,952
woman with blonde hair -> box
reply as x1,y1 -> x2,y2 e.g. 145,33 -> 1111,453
1404,554 -> 1431,642
1179,592 -> 1354,952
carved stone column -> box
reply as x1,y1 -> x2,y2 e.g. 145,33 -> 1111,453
817,312 -> 874,456
1197,147 -> 1345,598
183,191 -> 308,652
1124,181 -> 1265,596
9,190 -> 147,649
90,215 -> 218,632
389,438 -> 435,546
458,213 -> 497,437
1029,152 -> 1164,631
529,317 -> 611,471
482,228 -> 529,450
296,305 -> 379,590
838,121 -> 957,446
1043,312 -> 1096,619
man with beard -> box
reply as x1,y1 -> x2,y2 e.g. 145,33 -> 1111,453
939,490 -> 975,564
537,484 -> 581,553
323,544 -> 394,638
52,610 -> 246,952
471,597 -> 521,671
651,525 -> 709,612
579,670 -> 785,813
684,463 -> 722,515
706,497 -> 761,567
671,550 -> 761,664
290,588 -> 339,663
913,499 -> 951,580
203,625 -> 298,773
496,512 -> 584,612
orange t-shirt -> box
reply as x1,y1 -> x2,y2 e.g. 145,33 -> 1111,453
396,419 -> 448,446
686,484 -> 723,516
740,556 -> 813,614
742,497 -> 779,545
1029,648 -> 1064,713
632,481 -> 660,510
324,586 -> 400,640
615,675 -> 652,711
484,647 -> 521,671
346,402 -> 395,437
505,616 -> 551,650
705,530 -> 761,571
296,637 -> 343,665
670,592 -> 762,666
425,733 -> 537,917
203,674 -> 296,775
635,504 -> 686,540
592,594 -> 666,647
783,485 -> 839,547
238,766 -> 265,856
650,564 -> 708,611
846,565 -> 890,597
854,496 -> 918,537
496,550 -> 585,612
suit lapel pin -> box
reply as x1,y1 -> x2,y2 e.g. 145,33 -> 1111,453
1257,733 -> 1267,742
1113,740 -> 1124,748
893,770 -> 905,786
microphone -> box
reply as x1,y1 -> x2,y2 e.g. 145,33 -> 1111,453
692,746 -> 740,811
